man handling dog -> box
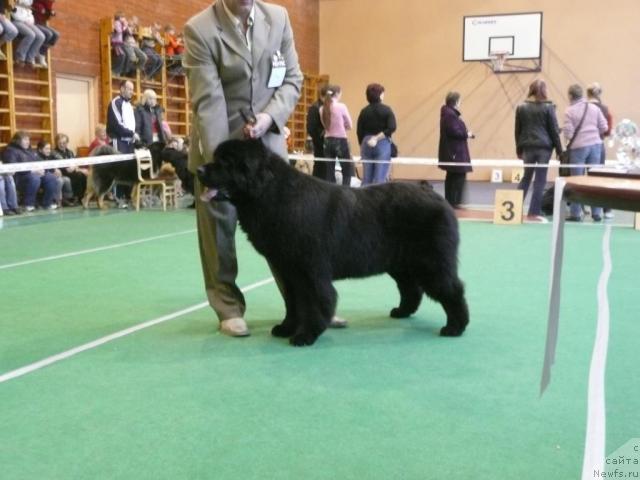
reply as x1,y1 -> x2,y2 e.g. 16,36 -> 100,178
183,0 -> 304,337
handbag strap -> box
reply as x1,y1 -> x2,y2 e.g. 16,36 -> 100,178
566,102 -> 589,150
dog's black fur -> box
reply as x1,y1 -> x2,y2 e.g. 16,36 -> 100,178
198,139 -> 469,346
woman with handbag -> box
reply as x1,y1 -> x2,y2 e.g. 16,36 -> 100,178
514,79 -> 563,219
563,84 -> 609,222
320,85 -> 354,186
356,83 -> 397,185
438,91 -> 473,208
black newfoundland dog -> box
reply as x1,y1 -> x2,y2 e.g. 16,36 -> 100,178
198,139 -> 469,346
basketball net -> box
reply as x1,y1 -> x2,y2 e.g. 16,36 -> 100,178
490,51 -> 510,72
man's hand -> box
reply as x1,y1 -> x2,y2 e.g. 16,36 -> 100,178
244,113 -> 273,139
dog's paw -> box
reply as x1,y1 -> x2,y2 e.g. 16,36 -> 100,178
271,323 -> 295,338
289,332 -> 317,347
440,325 -> 465,337
390,307 -> 411,319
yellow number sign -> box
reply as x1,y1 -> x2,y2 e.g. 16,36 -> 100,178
511,168 -> 524,183
493,189 -> 524,225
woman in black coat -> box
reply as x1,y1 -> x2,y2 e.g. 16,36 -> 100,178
514,79 -> 563,218
135,89 -> 168,147
438,91 -> 473,208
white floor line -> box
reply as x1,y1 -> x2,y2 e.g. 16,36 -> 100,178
581,225 -> 612,479
0,229 -> 196,270
0,277 -> 275,384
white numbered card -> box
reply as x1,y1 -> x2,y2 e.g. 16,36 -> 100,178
491,169 -> 503,183
493,189 -> 523,225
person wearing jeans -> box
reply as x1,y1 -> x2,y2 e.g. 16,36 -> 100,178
567,144 -> 606,220
563,84 -> 608,222
2,132 -> 58,210
357,83 -> 397,186
11,0 -> 46,66
360,136 -> 391,185
0,4 -> 19,61
320,85 -> 354,186
514,79 -> 563,218
0,175 -> 20,215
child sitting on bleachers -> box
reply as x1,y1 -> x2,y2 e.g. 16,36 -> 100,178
110,12 -> 130,75
0,1 -> 19,61
123,15 -> 147,75
31,0 -> 58,68
139,25 -> 163,80
11,0 -> 46,67
164,24 -> 184,76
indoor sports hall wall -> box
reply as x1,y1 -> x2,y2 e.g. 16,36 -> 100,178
48,0 -> 319,127
319,0 -> 640,162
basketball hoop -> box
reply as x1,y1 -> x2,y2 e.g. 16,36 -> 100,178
489,51 -> 510,72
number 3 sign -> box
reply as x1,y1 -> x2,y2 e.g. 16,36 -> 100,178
493,190 -> 524,225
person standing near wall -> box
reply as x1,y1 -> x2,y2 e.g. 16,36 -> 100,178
356,83 -> 397,185
135,89 -> 168,147
320,85 -> 353,186
563,84 -> 608,222
438,91 -> 473,209
514,79 -> 563,219
587,82 -> 614,219
183,0 -> 304,337
107,80 -> 139,207
307,84 -> 331,181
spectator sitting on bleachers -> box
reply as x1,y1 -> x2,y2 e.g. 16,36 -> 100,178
111,12 -> 132,76
31,0 -> 58,68
164,24 -> 183,75
37,139 -> 74,206
0,167 -> 20,215
0,1 -> 19,61
53,133 -> 87,203
139,26 -> 163,79
88,123 -> 110,152
11,0 -> 46,67
123,15 -> 147,75
2,131 -> 58,211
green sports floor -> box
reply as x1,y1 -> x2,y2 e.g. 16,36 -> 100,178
1,209 -> 638,479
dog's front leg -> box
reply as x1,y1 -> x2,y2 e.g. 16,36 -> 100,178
289,276 -> 335,347
271,274 -> 299,338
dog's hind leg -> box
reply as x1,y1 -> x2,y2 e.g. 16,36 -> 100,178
420,274 -> 469,337
389,272 -> 423,318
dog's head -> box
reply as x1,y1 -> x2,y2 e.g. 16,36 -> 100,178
197,139 -> 276,203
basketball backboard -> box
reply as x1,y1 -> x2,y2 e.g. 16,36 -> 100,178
463,12 -> 542,73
